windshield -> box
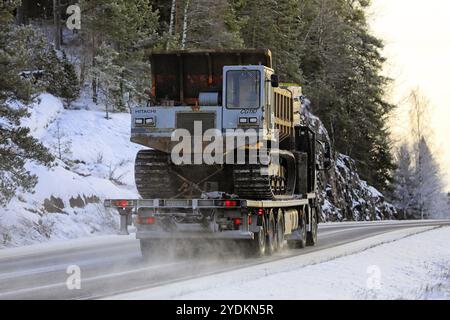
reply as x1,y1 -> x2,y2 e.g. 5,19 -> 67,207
226,70 -> 261,109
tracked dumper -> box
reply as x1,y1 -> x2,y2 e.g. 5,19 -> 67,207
106,49 -> 332,257
131,49 -> 324,200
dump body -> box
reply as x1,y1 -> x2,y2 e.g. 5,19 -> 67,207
149,49 -> 272,106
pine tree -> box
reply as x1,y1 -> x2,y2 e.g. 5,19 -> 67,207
59,52 -> 80,107
297,0 -> 395,192
80,0 -> 160,105
42,46 -> 64,97
411,138 -> 444,219
90,43 -> 124,118
237,0 -> 302,83
38,48 -> 80,107
0,2 -> 54,205
182,0 -> 243,49
392,144 -> 415,219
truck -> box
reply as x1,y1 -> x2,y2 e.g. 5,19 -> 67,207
105,49 -> 332,257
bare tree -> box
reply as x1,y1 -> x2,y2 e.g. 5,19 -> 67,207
167,0 -> 177,45
51,121 -> 72,162
408,89 -> 429,219
53,0 -> 62,50
16,0 -> 28,25
407,88 -> 444,219
408,88 -> 431,149
181,0 -> 190,49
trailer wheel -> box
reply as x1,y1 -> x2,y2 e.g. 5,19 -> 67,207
288,210 -> 306,249
275,209 -> 285,251
248,216 -> 266,257
307,208 -> 318,246
266,211 -> 277,255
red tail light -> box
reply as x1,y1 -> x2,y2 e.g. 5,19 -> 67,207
248,216 -> 252,225
136,216 -> 156,225
257,208 -> 264,215
224,200 -> 238,207
234,218 -> 242,226
115,200 -> 129,208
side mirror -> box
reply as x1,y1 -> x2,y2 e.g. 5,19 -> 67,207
271,74 -> 279,88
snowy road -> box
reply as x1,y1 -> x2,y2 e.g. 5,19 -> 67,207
0,220 -> 449,300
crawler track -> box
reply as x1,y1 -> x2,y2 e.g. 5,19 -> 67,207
134,149 -> 178,199
233,151 -> 296,200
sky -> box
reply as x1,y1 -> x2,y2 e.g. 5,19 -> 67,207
369,0 -> 450,191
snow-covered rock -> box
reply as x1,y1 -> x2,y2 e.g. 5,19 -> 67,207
303,108 -> 397,221
0,94 -> 141,248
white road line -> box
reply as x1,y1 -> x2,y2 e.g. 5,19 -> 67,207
0,260 -> 187,298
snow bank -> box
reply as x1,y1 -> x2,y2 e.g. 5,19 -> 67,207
21,93 -> 63,139
0,94 -> 141,248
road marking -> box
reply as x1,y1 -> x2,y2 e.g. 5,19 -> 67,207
0,260 -> 187,299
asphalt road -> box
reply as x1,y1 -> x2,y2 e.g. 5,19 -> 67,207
0,220 -> 449,300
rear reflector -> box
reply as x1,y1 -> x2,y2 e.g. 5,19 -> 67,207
145,217 -> 156,225
224,200 -> 238,207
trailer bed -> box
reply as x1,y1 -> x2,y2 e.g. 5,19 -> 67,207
104,194 -> 318,256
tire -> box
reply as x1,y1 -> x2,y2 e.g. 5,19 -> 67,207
307,207 -> 318,246
298,211 -> 307,248
288,210 -> 306,249
266,211 -> 277,255
248,216 -> 266,257
275,209 -> 285,251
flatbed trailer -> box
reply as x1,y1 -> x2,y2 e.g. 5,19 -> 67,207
105,193 -> 319,257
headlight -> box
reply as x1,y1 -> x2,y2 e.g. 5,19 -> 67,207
239,117 -> 248,124
145,118 -> 154,125
135,118 -> 144,125
249,117 -> 258,124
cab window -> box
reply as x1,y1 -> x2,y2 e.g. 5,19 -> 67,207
226,70 -> 261,109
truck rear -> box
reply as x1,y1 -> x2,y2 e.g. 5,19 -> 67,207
105,195 -> 319,258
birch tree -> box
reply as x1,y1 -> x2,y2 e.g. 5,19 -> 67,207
406,89 -> 445,219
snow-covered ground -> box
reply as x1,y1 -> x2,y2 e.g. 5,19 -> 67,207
0,93 -> 141,247
110,227 -> 450,300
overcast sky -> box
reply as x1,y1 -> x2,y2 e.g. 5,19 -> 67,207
369,0 -> 450,190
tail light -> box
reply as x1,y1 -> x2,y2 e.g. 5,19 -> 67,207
114,200 -> 131,208
136,216 -> 156,225
234,218 -> 242,226
223,200 -> 238,207
145,217 -> 156,225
